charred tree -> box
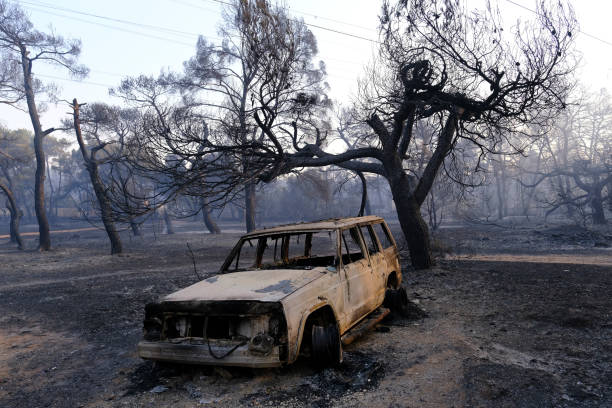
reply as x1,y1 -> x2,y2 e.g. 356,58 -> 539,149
71,99 -> 122,254
0,179 -> 23,249
0,0 -> 88,251
251,0 -> 575,269
244,182 -> 256,232
356,171 -> 368,217
201,197 -> 220,234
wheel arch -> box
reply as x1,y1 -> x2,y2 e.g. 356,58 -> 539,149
293,304 -> 339,361
387,270 -> 399,289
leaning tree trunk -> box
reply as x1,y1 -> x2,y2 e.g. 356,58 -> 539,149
201,197 -> 220,234
72,99 -> 123,254
21,50 -> 51,251
389,173 -> 433,269
356,171 -> 368,217
1,181 -> 24,249
245,182 -> 256,232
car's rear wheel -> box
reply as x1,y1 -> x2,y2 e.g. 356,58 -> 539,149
311,323 -> 342,367
384,286 -> 410,317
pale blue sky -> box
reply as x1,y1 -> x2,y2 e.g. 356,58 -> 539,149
1,0 -> 611,131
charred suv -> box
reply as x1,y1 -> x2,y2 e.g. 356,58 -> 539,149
137,216 -> 405,367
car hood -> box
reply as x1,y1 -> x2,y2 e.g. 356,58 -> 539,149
163,267 -> 328,303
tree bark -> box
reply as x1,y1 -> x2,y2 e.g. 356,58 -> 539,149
356,171 -> 368,217
245,182 -> 256,232
45,156 -> 56,221
389,172 -> 433,269
72,99 -> 123,254
1,181 -> 24,249
202,197 -> 220,234
20,49 -> 51,250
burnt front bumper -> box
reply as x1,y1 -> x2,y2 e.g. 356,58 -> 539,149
137,340 -> 282,368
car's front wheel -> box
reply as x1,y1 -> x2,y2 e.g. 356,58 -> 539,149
311,323 -> 342,367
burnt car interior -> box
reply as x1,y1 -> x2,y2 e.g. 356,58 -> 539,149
340,227 -> 367,264
224,230 -> 339,272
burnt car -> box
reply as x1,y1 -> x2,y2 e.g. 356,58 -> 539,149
138,216 -> 407,367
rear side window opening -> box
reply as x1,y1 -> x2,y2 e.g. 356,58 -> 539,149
373,222 -> 394,249
340,227 -> 366,265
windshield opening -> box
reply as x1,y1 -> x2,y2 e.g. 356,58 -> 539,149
224,230 -> 338,272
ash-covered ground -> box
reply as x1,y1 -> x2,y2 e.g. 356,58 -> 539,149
0,219 -> 610,407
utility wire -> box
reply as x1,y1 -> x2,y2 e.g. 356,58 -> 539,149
203,0 -> 382,45
21,0 -> 202,39
22,0 -> 370,69
36,73 -> 114,88
285,5 -> 376,33
21,1 -> 367,88
197,0 -> 376,33
22,4 -> 196,47
504,0 -> 612,48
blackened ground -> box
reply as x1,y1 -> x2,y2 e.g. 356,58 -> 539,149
0,219 -> 610,407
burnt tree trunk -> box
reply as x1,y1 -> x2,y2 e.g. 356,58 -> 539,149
356,171 -> 368,217
72,99 -> 123,254
45,156 -> 56,221
21,50 -> 51,251
245,182 -> 256,232
381,111 -> 459,269
389,172 -> 433,269
202,197 -> 220,234
0,181 -> 23,249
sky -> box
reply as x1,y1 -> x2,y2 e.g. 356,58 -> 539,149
1,0 -> 611,131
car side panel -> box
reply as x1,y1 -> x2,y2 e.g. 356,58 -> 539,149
281,270 -> 345,363
341,258 -> 376,328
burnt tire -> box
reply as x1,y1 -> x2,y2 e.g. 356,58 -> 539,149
384,286 -> 410,317
311,323 -> 342,367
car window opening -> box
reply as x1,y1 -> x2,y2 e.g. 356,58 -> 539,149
225,231 -> 338,272
341,227 -> 366,265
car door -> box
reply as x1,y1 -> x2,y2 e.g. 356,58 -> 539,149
360,224 -> 387,306
339,227 -> 375,328
372,222 -> 400,283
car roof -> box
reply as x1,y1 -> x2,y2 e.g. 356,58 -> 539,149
242,215 -> 384,238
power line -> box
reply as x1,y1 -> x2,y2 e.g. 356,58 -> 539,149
36,73 -> 114,88
20,1 -> 367,89
198,0 -> 377,33
21,0 -> 202,39
22,0 -> 370,69
504,0 -> 612,48
22,4 -> 196,47
203,0 -> 382,45
285,5 -> 376,34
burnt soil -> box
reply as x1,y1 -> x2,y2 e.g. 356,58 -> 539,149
0,219 -> 610,407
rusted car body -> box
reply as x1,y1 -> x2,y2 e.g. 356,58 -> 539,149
138,216 -> 402,367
